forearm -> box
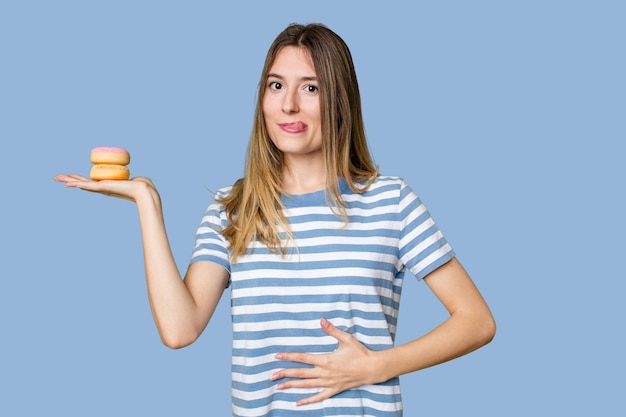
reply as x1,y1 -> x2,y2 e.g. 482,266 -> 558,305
373,310 -> 495,383
271,310 -> 495,406
134,185 -> 201,348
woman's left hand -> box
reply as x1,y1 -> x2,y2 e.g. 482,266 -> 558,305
271,318 -> 381,406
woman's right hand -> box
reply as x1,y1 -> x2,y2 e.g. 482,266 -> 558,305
54,174 -> 159,203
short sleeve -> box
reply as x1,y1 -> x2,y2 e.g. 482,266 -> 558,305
189,191 -> 231,274
397,179 -> 455,280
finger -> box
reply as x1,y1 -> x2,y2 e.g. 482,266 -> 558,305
320,318 -> 354,345
271,366 -> 320,382
54,173 -> 89,183
275,351 -> 318,366
65,173 -> 91,181
276,376 -> 323,390
296,388 -> 339,407
54,174 -> 71,182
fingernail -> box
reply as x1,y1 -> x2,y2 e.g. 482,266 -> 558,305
275,353 -> 283,359
320,317 -> 329,328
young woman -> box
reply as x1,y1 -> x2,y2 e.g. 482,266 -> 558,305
56,23 -> 495,417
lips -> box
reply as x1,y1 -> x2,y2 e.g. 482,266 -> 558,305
279,122 -> 307,133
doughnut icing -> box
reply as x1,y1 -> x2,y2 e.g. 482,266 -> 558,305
90,147 -> 131,165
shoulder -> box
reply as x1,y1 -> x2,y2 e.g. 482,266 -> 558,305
214,184 -> 234,200
200,183 -> 235,221
353,174 -> 411,196
371,175 -> 408,188
340,175 -> 413,210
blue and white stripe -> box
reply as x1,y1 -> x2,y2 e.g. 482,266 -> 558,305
190,175 -> 455,416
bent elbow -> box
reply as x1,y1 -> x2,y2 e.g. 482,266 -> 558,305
162,339 -> 191,350
478,314 -> 496,346
160,331 -> 199,350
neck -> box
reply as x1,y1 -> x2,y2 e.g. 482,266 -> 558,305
281,154 -> 326,195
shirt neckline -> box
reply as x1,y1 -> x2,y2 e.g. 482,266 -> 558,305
281,178 -> 351,207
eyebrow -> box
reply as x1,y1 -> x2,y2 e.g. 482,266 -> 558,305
267,73 -> 318,82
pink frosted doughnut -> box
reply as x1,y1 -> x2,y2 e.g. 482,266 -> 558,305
90,147 -> 131,165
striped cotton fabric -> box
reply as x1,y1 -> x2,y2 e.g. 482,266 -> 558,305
190,176 -> 455,416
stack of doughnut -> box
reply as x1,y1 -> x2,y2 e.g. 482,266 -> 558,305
89,147 -> 131,180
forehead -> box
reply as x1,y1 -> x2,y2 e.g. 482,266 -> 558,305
269,46 -> 315,75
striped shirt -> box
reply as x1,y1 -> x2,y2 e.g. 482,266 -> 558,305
190,175 -> 455,416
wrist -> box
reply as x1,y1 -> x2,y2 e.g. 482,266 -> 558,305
133,180 -> 162,212
368,349 -> 396,385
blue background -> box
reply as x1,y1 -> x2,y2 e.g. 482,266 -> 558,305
1,1 -> 624,415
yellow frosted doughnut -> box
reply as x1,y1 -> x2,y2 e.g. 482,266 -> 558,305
90,164 -> 130,181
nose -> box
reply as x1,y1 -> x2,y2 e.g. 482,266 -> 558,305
282,89 -> 299,113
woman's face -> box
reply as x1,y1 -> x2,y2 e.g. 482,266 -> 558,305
262,46 -> 323,163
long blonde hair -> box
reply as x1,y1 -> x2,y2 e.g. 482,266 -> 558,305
219,23 -> 378,261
